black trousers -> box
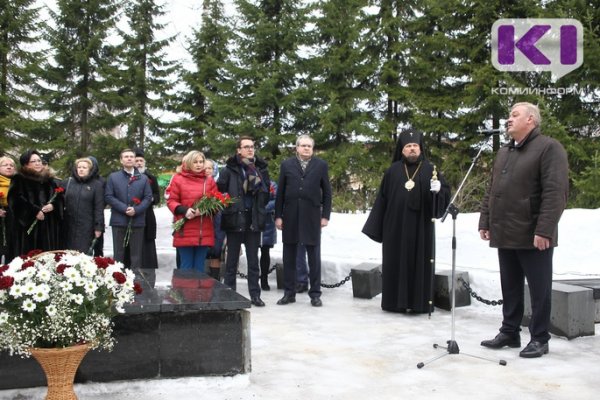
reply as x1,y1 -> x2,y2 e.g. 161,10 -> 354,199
498,248 -> 553,344
282,243 -> 321,299
224,230 -> 261,298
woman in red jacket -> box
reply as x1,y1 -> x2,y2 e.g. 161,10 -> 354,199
167,151 -> 216,270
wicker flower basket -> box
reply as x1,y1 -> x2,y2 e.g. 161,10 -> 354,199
30,344 -> 91,400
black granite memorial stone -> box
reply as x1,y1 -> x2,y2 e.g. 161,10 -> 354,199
0,271 -> 251,390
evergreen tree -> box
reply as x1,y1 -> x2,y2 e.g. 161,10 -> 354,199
172,0 -> 233,158
225,0 -> 311,161
42,0 -> 121,159
0,0 -> 45,153
118,0 -> 179,153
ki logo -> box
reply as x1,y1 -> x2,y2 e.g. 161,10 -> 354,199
491,19 -> 583,82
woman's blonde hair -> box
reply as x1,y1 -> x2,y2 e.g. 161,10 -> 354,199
75,157 -> 93,169
181,151 -> 205,171
0,156 -> 16,168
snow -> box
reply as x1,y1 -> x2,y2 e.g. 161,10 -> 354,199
1,207 -> 599,400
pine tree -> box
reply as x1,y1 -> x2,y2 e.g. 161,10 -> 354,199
42,0 -> 121,158
0,0 -> 45,153
118,0 -> 179,152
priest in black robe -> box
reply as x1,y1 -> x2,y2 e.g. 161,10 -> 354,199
362,129 -> 450,313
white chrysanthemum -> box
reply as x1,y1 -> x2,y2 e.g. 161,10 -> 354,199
79,259 -> 97,277
32,284 -> 51,302
74,277 -> 87,287
23,281 -> 36,295
84,281 -> 98,296
22,298 -> 36,312
63,267 -> 81,283
45,304 -> 57,317
71,293 -> 84,305
9,284 -> 25,298
36,268 -> 52,282
0,312 -> 9,324
59,281 -> 73,292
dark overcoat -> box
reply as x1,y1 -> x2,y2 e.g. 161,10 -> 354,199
8,168 -> 65,256
217,156 -> 270,233
274,157 -> 332,246
478,127 -> 569,249
62,170 -> 105,253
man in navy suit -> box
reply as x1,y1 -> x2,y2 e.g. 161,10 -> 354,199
275,135 -> 332,307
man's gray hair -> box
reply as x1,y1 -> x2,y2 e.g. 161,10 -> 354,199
296,134 -> 315,147
512,102 -> 541,127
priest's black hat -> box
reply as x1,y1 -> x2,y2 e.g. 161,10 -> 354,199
134,148 -> 145,158
392,128 -> 424,162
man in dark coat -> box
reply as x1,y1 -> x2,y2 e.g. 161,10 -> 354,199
362,129 -> 450,314
122,148 -> 160,287
479,102 -> 569,358
275,135 -> 332,307
105,149 -> 153,284
217,136 -> 270,307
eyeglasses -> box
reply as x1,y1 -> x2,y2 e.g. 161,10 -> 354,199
28,159 -> 43,164
240,145 -> 255,150
298,144 -> 313,148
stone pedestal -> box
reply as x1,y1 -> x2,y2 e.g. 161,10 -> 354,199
555,279 -> 600,323
434,270 -> 471,311
523,281 -> 595,339
350,263 -> 382,299
0,270 -> 251,390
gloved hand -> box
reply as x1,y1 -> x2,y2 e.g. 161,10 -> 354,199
430,179 -> 441,193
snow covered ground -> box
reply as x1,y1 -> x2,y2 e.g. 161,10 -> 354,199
1,207 -> 599,400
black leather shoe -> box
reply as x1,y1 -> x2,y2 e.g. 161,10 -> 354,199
295,283 -> 308,293
481,332 -> 521,349
519,341 -> 549,358
311,297 -> 322,307
251,297 -> 265,307
276,295 -> 296,305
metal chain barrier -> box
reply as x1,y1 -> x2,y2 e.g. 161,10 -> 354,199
237,266 -> 352,288
458,277 -> 503,306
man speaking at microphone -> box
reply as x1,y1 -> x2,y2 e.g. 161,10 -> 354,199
479,102 -> 569,358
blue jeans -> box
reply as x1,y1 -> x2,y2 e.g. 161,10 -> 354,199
179,246 -> 209,271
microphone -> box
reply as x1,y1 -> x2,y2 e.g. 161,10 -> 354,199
477,128 -> 504,136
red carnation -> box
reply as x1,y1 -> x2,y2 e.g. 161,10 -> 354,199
131,197 -> 141,205
134,282 -> 143,295
94,257 -> 110,269
112,272 -> 127,284
54,252 -> 65,262
0,265 -> 8,274
21,260 -> 35,270
0,193 -> 4,198
0,275 -> 14,290
56,264 -> 68,274
54,187 -> 65,194
26,249 -> 43,258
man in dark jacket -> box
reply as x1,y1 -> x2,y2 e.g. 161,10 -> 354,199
105,149 -> 153,282
275,135 -> 332,307
217,136 -> 270,307
479,102 -> 569,358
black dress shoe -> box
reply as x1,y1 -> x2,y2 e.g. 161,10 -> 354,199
519,341 -> 549,358
310,297 -> 322,307
295,283 -> 308,293
481,332 -> 521,349
276,295 -> 296,305
251,297 -> 265,307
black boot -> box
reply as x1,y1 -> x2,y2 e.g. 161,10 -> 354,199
261,274 -> 270,291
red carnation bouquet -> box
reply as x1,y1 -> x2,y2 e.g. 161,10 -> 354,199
27,187 -> 65,235
123,197 -> 142,248
173,190 -> 235,233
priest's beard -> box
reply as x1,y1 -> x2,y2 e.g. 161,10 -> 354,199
405,154 -> 419,164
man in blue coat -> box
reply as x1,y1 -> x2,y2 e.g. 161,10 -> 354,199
275,135 -> 332,307
105,149 -> 153,281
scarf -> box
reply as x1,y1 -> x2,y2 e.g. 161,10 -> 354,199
297,155 -> 311,172
0,175 -> 10,207
237,155 -> 263,194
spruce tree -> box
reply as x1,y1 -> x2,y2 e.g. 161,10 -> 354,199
118,0 -> 179,153
42,0 -> 121,159
0,0 -> 45,153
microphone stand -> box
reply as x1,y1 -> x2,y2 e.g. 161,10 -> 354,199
417,140 -> 507,369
